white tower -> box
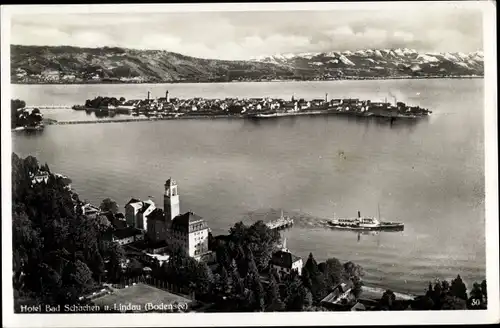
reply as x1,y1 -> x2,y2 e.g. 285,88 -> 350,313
164,178 -> 180,222
282,237 -> 289,253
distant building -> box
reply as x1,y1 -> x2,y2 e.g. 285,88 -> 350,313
137,200 -> 156,230
41,70 -> 60,81
142,253 -> 170,266
31,171 -> 50,185
125,198 -> 142,227
82,203 -> 100,219
126,178 -> 212,261
125,198 -> 156,230
106,212 -> 127,230
270,239 -> 303,276
146,208 -> 168,243
62,74 -> 76,81
112,227 -> 144,246
169,211 -> 210,258
320,281 -> 355,309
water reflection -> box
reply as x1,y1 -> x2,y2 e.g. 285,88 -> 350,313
242,113 -> 427,131
356,231 -> 380,243
20,129 -> 45,137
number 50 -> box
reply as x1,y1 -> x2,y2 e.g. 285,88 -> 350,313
471,299 -> 481,306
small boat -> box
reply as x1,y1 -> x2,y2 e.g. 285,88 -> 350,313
245,111 -> 279,118
327,208 -> 404,232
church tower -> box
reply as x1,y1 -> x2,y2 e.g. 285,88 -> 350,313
164,178 -> 180,222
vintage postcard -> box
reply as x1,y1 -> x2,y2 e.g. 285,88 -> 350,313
1,2 -> 498,327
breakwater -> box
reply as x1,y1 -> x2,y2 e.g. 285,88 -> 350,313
51,115 -> 239,125
45,110 -> 425,126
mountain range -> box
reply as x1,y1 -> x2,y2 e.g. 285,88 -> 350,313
251,48 -> 484,78
11,45 -> 484,84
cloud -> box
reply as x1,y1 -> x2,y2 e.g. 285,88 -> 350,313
393,31 -> 415,43
10,6 -> 484,60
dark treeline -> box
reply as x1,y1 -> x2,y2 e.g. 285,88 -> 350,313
12,153 -> 124,312
11,99 -> 43,129
408,276 -> 487,310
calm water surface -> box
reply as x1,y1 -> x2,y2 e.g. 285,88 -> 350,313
12,79 -> 486,294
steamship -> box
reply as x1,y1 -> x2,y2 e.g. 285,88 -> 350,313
327,210 -> 404,231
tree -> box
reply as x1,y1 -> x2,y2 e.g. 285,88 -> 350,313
303,289 -> 313,308
431,280 -> 444,309
351,275 -> 363,299
195,262 -> 214,296
450,275 -> 468,301
72,260 -> 94,292
441,280 -> 450,294
95,214 -> 112,233
249,272 -> 265,311
12,153 -> 116,309
441,295 -> 467,310
11,99 -> 26,128
228,220 -> 280,272
304,253 -> 320,276
343,261 -> 364,280
301,269 -> 312,290
284,276 -> 307,311
425,282 -> 433,298
412,295 -> 434,310
107,243 -> 125,282
215,266 -> 231,296
480,280 -> 487,302
467,282 -> 485,309
265,275 -> 285,311
230,259 -> 244,296
89,251 -> 105,284
100,198 -> 118,214
215,244 -> 231,270
322,258 -> 345,290
246,247 -> 259,276
303,253 -> 327,302
27,108 -> 43,127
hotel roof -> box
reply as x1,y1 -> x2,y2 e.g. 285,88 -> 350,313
113,227 -> 142,240
171,211 -> 207,233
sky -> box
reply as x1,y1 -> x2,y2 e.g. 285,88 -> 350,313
9,4 -> 484,60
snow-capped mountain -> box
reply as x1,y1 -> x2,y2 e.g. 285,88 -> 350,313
11,44 -> 484,84
252,48 -> 484,77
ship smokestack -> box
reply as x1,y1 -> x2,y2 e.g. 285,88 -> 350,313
166,90 -> 170,103
358,211 -> 361,218
325,93 -> 328,102
147,91 -> 150,101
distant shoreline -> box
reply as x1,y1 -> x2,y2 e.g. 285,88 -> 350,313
11,75 -> 484,86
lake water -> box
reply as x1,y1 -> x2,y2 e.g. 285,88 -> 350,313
11,79 -> 486,295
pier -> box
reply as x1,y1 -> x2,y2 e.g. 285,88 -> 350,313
266,212 -> 294,230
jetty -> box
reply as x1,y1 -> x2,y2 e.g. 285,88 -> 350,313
266,211 -> 294,230
25,105 -> 72,110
